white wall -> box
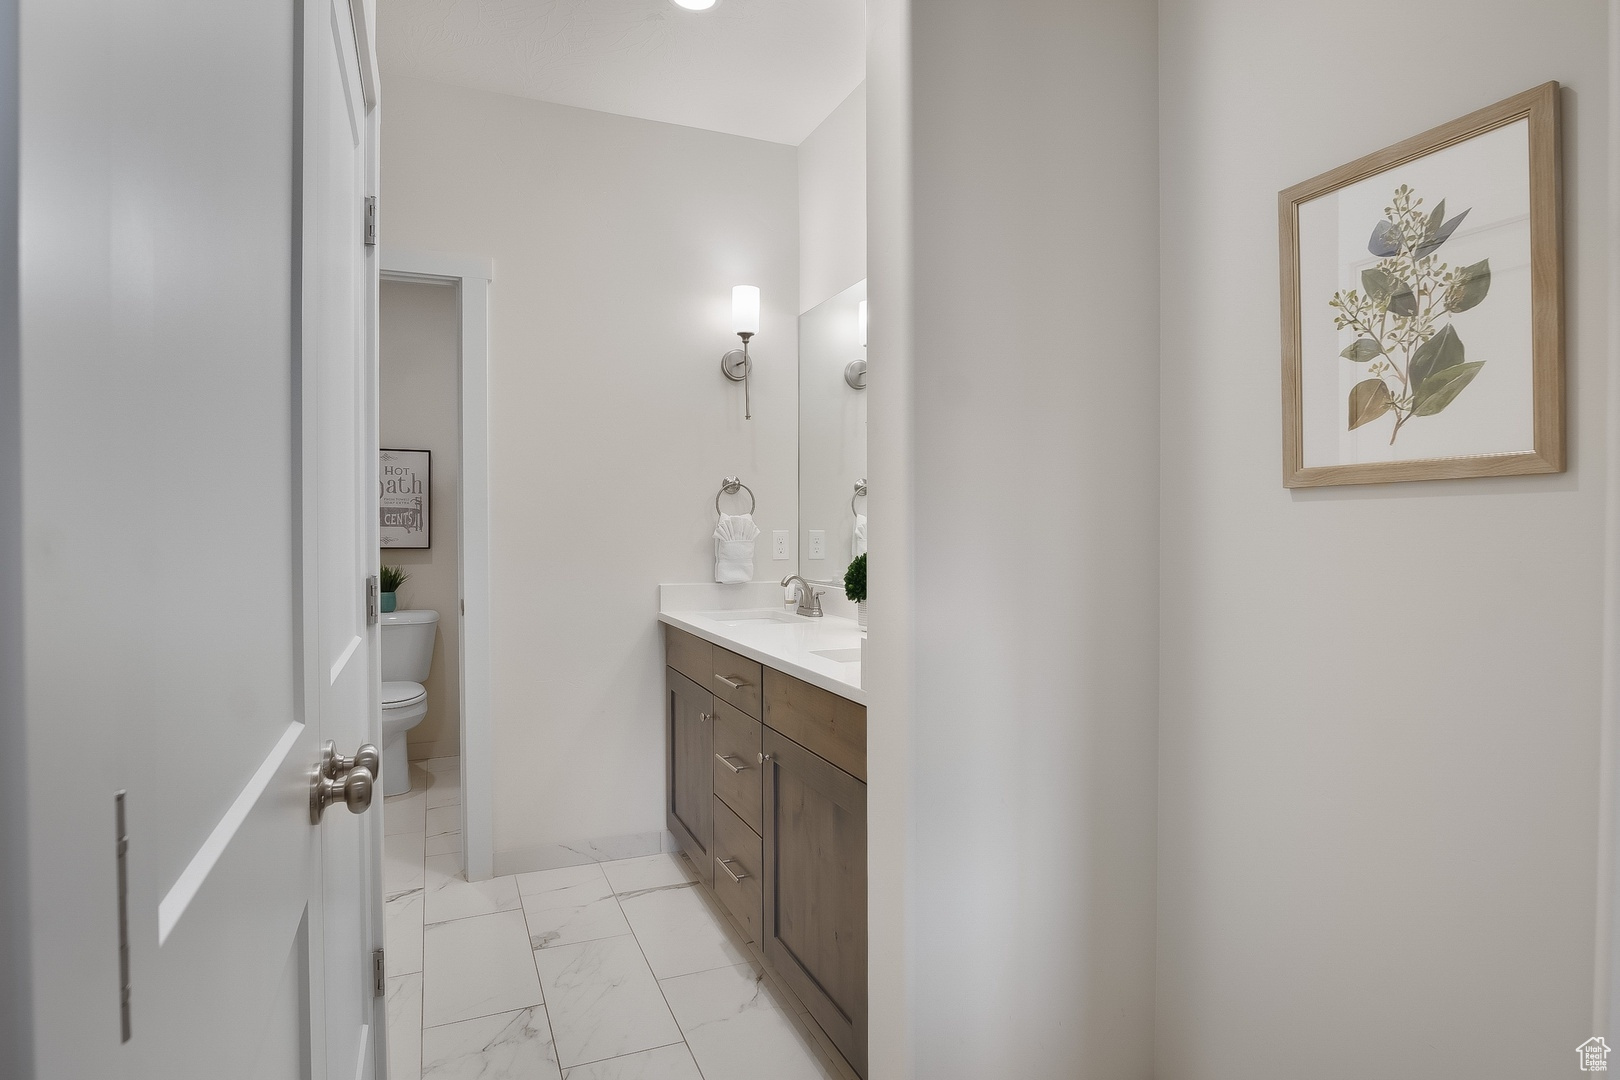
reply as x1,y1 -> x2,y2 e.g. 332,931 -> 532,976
382,77 -> 798,868
799,82 -> 867,314
0,0 -> 26,1074
864,3 -> 914,1074
1157,4 -> 1609,1078
867,2 -> 1162,1077
380,278 -> 462,761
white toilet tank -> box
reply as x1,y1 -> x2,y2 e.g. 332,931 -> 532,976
381,609 -> 439,682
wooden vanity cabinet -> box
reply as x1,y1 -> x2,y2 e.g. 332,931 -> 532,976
665,665 -> 714,888
762,727 -> 868,1073
664,623 -> 868,1077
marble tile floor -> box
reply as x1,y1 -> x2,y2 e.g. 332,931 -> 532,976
383,757 -> 857,1080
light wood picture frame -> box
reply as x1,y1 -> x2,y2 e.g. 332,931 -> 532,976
1279,82 -> 1563,488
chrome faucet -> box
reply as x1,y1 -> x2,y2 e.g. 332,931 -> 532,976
781,575 -> 824,618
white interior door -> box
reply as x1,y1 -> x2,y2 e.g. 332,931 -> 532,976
307,0 -> 385,1076
16,0 -> 379,1077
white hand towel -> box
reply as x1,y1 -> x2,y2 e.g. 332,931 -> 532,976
714,513 -> 760,584
852,513 -> 867,559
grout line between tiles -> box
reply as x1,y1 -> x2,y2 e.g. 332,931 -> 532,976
607,852 -> 710,1080
515,854 -> 565,1080
562,1040 -> 689,1074
415,810 -> 426,1080
529,926 -> 639,954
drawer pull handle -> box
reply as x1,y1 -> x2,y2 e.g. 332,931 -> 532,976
719,858 -> 749,884
715,674 -> 751,691
699,712 -> 710,723
715,754 -> 750,774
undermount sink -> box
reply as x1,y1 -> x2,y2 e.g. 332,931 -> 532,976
700,609 -> 804,626
811,648 -> 863,664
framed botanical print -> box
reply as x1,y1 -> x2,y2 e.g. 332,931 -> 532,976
1279,82 -> 1563,487
379,448 -> 431,548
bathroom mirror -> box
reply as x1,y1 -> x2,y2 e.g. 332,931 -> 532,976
799,278 -> 867,599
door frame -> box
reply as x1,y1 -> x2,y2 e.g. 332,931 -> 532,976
378,248 -> 496,881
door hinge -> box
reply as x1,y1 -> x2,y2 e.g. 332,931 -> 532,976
363,195 -> 378,246
365,575 -> 379,625
115,791 -> 132,1043
373,948 -> 386,997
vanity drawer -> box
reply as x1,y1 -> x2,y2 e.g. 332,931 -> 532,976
711,647 -> 763,719
763,668 -> 867,782
711,701 -> 763,835
665,625 -> 712,688
712,797 -> 763,944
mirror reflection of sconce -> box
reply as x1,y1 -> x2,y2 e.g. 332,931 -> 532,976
844,299 -> 868,390
722,285 -> 760,420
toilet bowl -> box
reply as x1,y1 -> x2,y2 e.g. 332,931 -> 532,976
381,682 -> 429,796
379,608 -> 440,796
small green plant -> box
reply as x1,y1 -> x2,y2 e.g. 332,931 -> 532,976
380,565 -> 409,594
844,553 -> 866,604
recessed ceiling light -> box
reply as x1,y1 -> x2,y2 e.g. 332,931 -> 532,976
672,0 -> 717,9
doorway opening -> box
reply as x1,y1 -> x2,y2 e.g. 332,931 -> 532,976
378,249 -> 495,879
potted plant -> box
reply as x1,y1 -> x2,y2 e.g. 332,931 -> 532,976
379,565 -> 408,614
844,553 -> 866,630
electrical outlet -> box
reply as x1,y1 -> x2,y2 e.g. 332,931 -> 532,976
809,530 -> 826,560
773,530 -> 790,560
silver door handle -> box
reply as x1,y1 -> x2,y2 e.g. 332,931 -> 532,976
311,740 -> 376,823
715,754 -> 750,773
324,742 -> 380,780
715,674 -> 750,690
718,858 -> 749,884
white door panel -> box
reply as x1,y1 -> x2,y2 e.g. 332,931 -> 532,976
307,0 -> 380,1075
18,0 -> 379,1076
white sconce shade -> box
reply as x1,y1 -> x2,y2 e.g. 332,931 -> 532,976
858,299 -> 868,348
672,0 -> 717,8
732,285 -> 760,336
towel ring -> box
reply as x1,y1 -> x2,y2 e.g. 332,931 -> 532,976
716,476 -> 756,517
851,478 -> 867,517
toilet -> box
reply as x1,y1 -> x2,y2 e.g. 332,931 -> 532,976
380,608 -> 440,796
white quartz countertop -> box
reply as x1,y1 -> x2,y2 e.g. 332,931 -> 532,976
658,582 -> 865,706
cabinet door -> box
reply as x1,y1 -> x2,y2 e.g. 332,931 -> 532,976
667,667 -> 714,887
762,729 -> 867,1076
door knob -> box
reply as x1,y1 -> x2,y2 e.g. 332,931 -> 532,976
323,741 -> 380,780
311,740 -> 377,823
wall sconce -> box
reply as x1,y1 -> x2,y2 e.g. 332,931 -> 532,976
722,285 -> 760,420
844,298 -> 868,390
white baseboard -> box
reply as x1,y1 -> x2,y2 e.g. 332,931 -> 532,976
492,830 -> 681,877
407,732 -> 460,762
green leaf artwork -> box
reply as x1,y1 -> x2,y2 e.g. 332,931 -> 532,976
1348,378 -> 1393,430
1326,184 -> 1490,444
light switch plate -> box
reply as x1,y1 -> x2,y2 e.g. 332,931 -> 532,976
808,530 -> 826,560
773,530 -> 789,560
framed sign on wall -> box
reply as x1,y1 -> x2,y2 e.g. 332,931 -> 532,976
380,448 -> 431,548
1279,82 -> 1563,488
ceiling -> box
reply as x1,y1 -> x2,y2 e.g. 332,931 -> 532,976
377,0 -> 866,146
